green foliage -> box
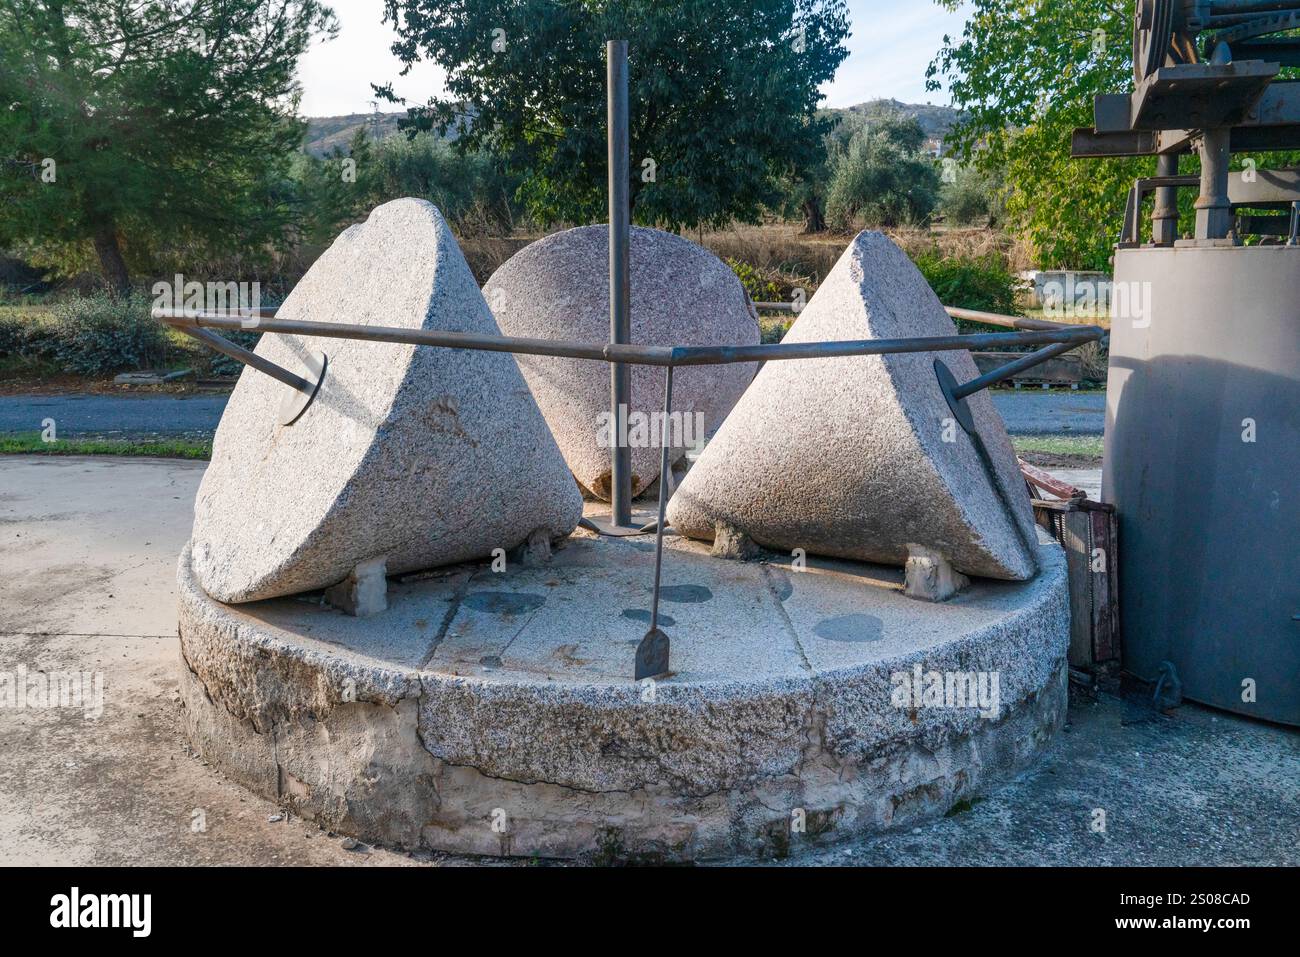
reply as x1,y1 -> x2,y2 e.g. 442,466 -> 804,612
912,252 -> 1018,314
0,1 -> 337,290
927,0 -> 1139,269
0,313 -> 32,357
0,305 -> 55,359
825,115 -> 941,229
725,258 -> 782,303
296,130 -> 520,243
938,162 -> 1004,226
379,0 -> 850,230
45,292 -> 167,374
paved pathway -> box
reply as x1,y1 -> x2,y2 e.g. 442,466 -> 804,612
0,389 -> 1106,438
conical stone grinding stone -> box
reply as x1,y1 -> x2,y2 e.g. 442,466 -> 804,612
191,199 -> 582,603
666,230 -> 1039,581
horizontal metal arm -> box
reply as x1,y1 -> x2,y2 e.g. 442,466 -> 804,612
178,326 -> 315,394
952,340 -> 1083,399
156,309 -> 1102,370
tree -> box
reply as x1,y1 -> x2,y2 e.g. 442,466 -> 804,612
0,1 -> 337,292
938,162 -> 1003,227
377,0 -> 850,230
295,128 -> 520,244
824,113 -> 940,229
926,0 -> 1144,268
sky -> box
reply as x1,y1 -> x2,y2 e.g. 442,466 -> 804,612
297,0 -> 971,117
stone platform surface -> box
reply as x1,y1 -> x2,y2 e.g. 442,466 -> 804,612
178,514 -> 1071,860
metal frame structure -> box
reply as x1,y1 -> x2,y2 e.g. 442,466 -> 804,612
1072,0 -> 1300,242
1070,2 -> 1300,724
157,38 -> 1104,680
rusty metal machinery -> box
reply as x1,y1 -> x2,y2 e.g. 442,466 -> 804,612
1074,1 -> 1300,724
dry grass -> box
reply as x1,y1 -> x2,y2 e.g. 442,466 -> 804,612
453,221 -> 1018,298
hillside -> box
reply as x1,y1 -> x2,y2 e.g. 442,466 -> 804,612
303,101 -> 960,156
833,99 -> 960,140
303,111 -> 406,156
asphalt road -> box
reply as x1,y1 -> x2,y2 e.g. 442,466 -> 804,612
0,389 -> 1106,438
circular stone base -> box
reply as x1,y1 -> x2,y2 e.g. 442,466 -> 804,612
177,527 -> 1069,862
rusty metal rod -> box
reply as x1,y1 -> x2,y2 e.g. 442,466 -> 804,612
157,310 -> 1101,371
178,325 -> 314,394
952,340 -> 1082,399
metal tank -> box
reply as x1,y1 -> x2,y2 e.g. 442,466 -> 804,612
1073,0 -> 1300,723
1104,243 -> 1300,724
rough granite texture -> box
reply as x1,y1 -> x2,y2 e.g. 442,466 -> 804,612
176,529 -> 1069,861
190,199 -> 581,602
667,230 -> 1039,581
481,226 -> 760,499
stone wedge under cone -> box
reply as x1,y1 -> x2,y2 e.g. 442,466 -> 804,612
191,199 -> 582,603
482,225 -> 760,499
667,230 -> 1039,581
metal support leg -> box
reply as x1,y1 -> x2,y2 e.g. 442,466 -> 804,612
1194,128 -> 1232,240
1153,153 -> 1180,245
635,365 -> 673,680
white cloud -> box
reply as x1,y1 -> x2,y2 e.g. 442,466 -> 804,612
298,0 -> 446,116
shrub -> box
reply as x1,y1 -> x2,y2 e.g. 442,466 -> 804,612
0,309 -> 57,359
46,292 -> 168,375
938,164 -> 1005,227
0,314 -> 27,357
825,119 -> 941,229
725,258 -> 782,303
912,253 -> 1019,316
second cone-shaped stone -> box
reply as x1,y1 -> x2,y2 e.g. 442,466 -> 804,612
482,226 -> 760,499
667,230 -> 1039,581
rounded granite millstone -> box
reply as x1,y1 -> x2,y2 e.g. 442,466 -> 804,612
667,230 -> 1040,581
190,198 -> 582,603
481,225 -> 760,499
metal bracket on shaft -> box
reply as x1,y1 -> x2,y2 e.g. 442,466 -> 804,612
936,339 -> 1082,435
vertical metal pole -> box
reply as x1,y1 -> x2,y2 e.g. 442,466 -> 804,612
1152,152 -> 1180,245
608,39 -> 633,527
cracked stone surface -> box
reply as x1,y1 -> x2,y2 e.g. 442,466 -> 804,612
190,199 -> 581,603
177,516 -> 1070,860
667,230 -> 1039,581
481,225 -> 761,499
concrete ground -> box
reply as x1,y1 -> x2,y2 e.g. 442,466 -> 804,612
0,389 -> 1105,439
1,455 -> 1295,865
